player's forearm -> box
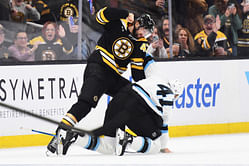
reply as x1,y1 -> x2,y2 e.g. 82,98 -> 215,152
97,7 -> 129,23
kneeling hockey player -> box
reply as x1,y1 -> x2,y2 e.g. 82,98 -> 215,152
55,75 -> 183,156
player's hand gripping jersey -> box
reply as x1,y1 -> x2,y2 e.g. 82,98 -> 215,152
88,7 -> 154,81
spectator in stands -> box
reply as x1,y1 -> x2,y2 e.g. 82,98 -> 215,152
173,27 -> 196,58
10,0 -> 40,23
59,16 -> 80,59
8,31 -> 35,61
32,0 -> 99,60
0,24 -> 9,60
160,15 -> 178,58
237,0 -> 249,57
208,0 -> 242,56
147,25 -> 169,59
155,0 -> 168,20
32,0 -> 56,24
169,0 -> 208,36
0,0 -> 11,21
161,15 -> 170,49
29,21 -> 73,61
194,14 -> 232,57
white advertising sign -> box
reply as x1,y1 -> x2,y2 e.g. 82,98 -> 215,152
155,60 -> 249,126
0,59 -> 249,137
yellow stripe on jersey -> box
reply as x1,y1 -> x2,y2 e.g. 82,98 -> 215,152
238,39 -> 249,47
96,45 -> 120,74
29,36 -> 46,45
131,64 -> 144,70
96,45 -> 114,59
61,119 -> 73,126
238,38 -> 249,41
131,58 -> 144,62
203,39 -> 211,49
41,9 -> 50,16
125,128 -> 137,137
63,46 -> 73,54
66,113 -> 78,123
137,38 -> 147,42
102,57 -> 120,74
194,30 -> 211,49
96,45 -> 129,74
37,0 -> 47,7
131,58 -> 144,70
96,7 -> 109,25
238,44 -> 249,47
118,66 -> 127,71
120,19 -> 128,30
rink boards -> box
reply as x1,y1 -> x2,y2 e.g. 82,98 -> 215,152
0,59 -> 249,148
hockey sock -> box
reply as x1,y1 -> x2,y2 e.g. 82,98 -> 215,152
75,134 -> 100,151
75,135 -> 116,154
129,137 -> 151,153
61,113 -> 78,128
129,136 -> 161,154
128,136 -> 147,152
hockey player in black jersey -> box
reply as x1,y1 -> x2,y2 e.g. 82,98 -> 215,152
56,75 -> 183,156
47,7 -> 156,154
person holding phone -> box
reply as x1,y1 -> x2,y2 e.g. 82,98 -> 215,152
173,27 -> 196,58
208,0 -> 242,56
147,25 -> 168,59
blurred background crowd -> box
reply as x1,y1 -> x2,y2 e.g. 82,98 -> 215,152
0,0 -> 249,63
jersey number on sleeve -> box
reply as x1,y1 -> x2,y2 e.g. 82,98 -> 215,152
156,84 -> 173,106
140,43 -> 148,52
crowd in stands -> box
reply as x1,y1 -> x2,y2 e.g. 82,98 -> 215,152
0,0 -> 249,63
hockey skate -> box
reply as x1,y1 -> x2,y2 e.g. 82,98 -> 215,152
46,127 -> 79,156
46,127 -> 61,156
115,128 -> 133,156
58,129 -> 79,155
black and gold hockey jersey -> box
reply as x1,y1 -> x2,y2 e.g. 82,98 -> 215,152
88,7 -> 154,82
29,36 -> 73,61
58,0 -> 79,22
33,0 -> 78,24
194,30 -> 232,57
237,11 -> 249,57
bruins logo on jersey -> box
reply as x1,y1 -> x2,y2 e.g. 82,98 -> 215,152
112,37 -> 133,60
41,50 -> 56,60
242,18 -> 249,34
60,3 -> 78,22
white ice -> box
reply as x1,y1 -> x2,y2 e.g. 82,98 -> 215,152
0,133 -> 249,165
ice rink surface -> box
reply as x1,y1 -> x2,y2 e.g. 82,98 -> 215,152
0,133 -> 249,165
